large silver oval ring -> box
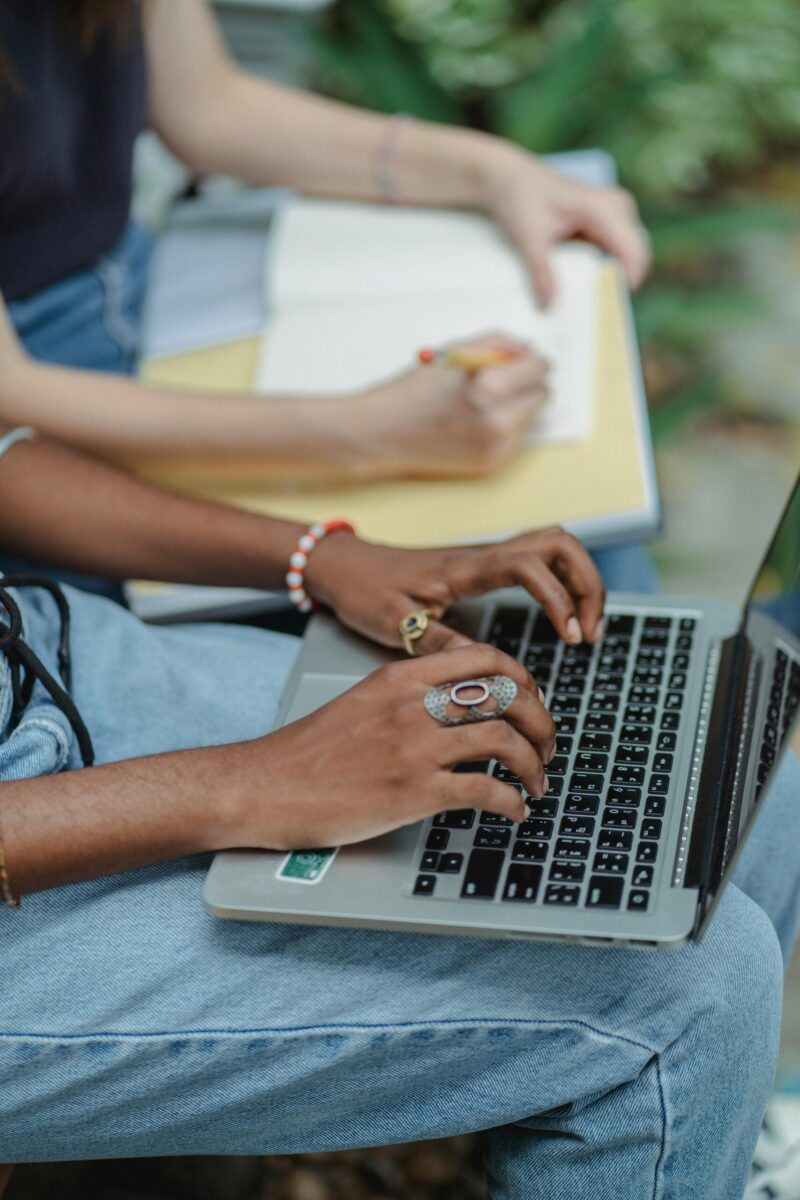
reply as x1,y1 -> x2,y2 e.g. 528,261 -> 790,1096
423,675 -> 517,726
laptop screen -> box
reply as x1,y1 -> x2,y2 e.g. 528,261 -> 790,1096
741,470 -> 800,794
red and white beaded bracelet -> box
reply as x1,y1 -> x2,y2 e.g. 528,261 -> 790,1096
285,519 -> 356,613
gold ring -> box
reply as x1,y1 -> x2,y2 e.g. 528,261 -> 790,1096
399,609 -> 435,657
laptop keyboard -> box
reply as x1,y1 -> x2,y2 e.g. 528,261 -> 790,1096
757,646 -> 800,797
412,606 -> 699,914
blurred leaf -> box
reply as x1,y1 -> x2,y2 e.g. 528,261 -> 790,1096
489,0 -> 616,151
645,203 -> 800,260
311,0 -> 458,121
634,285 -> 767,348
649,375 -> 722,442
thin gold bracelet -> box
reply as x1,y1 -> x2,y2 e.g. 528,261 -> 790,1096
0,820 -> 20,911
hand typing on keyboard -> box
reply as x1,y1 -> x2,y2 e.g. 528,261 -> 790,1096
305,525 -> 606,657
230,644 -> 556,853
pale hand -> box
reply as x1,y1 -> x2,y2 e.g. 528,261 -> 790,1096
348,335 -> 549,480
485,147 -> 652,307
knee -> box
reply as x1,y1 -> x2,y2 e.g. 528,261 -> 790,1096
694,885 -> 783,1084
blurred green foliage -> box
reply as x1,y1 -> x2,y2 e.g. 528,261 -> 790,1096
311,0 -> 800,438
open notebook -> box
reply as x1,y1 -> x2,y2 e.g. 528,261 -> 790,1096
256,200 -> 599,445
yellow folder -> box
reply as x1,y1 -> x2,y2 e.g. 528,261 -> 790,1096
142,262 -> 659,550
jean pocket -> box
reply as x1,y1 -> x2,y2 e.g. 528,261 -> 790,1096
0,706 -> 73,781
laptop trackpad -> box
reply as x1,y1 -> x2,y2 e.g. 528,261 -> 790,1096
283,673 -> 365,724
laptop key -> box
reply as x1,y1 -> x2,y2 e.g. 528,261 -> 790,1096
602,806 -> 637,829
653,753 -> 674,773
546,755 -> 570,776
679,617 -> 696,631
628,686 -> 660,704
519,817 -> 554,840
420,851 -> 440,871
579,731 -> 612,753
615,744 -> 649,766
526,797 -> 559,819
553,679 -> 586,697
502,863 -> 542,903
554,714 -> 578,734
656,731 -> 677,752
461,849 -> 505,899
648,774 -> 670,794
660,712 -> 681,732
606,786 -> 642,806
607,614 -> 635,635
619,724 -> 652,745
611,765 -> 646,786
640,819 -> 663,841
624,704 -> 657,725
474,826 -> 511,850
632,669 -> 662,687
592,673 -> 625,693
559,814 -> 596,839
440,853 -> 464,874
583,711 -> 616,733
554,837 -> 591,860
556,734 -> 574,755
564,792 -> 600,815
672,653 -> 690,671
668,673 -> 687,690
434,809 -> 476,830
531,612 -> 559,643
593,852 -> 629,875
426,829 -> 450,851
551,693 -> 582,715
664,691 -> 684,710
588,693 -> 620,713
598,828 -> 633,851
549,860 -> 585,883
632,864 -> 654,887
569,771 -> 604,794
644,616 -> 672,630
644,795 -> 667,817
574,752 -> 609,773
586,875 -> 624,908
636,842 -> 658,864
675,634 -> 693,652
480,811 -> 513,826
544,884 -> 581,906
627,889 -> 650,912
512,839 -> 548,862
414,874 -> 437,896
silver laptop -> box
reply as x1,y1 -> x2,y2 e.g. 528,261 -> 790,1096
205,475 -> 800,948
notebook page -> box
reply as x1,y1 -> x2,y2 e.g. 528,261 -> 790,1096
268,200 -> 531,309
259,199 -> 598,444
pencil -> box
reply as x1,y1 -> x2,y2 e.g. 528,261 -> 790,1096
418,345 -> 519,371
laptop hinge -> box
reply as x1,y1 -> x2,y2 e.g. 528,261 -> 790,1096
684,631 -> 753,937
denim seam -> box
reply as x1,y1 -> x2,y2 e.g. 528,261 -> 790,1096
651,1053 -> 668,1200
12,714 -> 71,761
0,1016 -> 659,1057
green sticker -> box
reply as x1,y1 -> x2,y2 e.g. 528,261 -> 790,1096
277,848 -> 338,885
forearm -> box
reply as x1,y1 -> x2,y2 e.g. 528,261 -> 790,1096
145,0 -> 511,210
0,356 -> 364,481
0,740 -> 252,895
190,72 -> 507,208
0,432 -> 312,586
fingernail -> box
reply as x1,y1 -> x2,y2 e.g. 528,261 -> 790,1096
593,618 -> 606,644
542,776 -> 550,794
566,617 -> 582,644
523,803 -> 531,821
537,686 -> 546,704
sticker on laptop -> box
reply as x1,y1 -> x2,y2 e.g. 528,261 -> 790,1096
277,848 -> 338,885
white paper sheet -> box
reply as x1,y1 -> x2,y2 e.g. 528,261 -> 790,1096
256,199 -> 598,445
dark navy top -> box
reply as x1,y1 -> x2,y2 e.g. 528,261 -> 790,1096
0,1 -> 146,301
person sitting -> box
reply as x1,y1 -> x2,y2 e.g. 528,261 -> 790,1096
0,419 -> 796,1200
0,0 -> 649,484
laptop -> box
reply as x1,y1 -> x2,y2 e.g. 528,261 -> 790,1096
205,475 -> 800,948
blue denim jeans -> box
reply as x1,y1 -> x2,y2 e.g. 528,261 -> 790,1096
0,581 -> 798,1200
